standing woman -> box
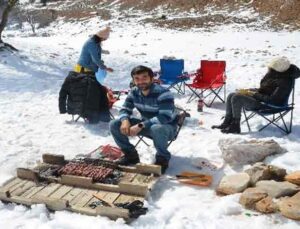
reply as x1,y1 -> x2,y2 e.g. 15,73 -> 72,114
75,26 -> 113,75
71,27 -> 114,123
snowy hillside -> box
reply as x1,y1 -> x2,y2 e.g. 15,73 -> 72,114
0,12 -> 300,229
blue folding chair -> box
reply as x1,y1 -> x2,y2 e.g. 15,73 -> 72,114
158,59 -> 188,95
242,80 -> 295,134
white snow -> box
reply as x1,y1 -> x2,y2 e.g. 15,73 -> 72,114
0,14 -> 300,229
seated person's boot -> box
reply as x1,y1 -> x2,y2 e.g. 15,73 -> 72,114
211,116 -> 232,129
155,155 -> 169,174
221,118 -> 241,134
118,149 -> 140,165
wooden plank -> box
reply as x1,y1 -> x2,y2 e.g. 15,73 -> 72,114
1,178 -> 23,190
33,183 -> 62,198
8,180 -> 28,193
49,185 -> 73,199
136,163 -> 161,176
118,165 -> 138,173
95,205 -> 129,220
119,182 -> 148,197
133,174 -> 156,189
0,178 -> 22,198
74,190 -> 97,208
32,196 -> 68,211
71,206 -> 97,216
42,154 -> 65,165
17,168 -> 40,181
69,189 -> 86,205
101,192 -> 120,204
45,198 -> 68,211
113,194 -> 144,205
10,196 -> 33,206
84,190 -> 107,208
120,173 -> 136,183
132,174 -> 148,184
92,183 -> 120,193
10,181 -> 36,197
61,188 -> 82,202
0,190 -> 10,199
22,186 -> 45,198
61,175 -> 93,188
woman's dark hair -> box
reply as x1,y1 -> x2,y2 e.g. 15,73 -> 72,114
131,65 -> 154,78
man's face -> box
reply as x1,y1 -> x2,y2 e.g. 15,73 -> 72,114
133,72 -> 153,90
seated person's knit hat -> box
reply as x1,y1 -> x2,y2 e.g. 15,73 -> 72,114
267,57 -> 290,72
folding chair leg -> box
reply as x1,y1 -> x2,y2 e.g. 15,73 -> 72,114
134,136 -> 150,148
224,84 -> 226,102
289,108 -> 294,134
72,115 -> 81,122
280,113 -> 289,133
258,111 -> 291,134
186,85 -> 202,103
109,111 -> 115,120
207,87 -> 223,107
242,108 -> 252,132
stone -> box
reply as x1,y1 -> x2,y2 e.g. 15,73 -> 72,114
255,196 -> 278,213
239,187 -> 268,209
255,180 -> 299,198
217,173 -> 250,195
219,138 -> 286,165
279,192 -> 300,221
285,171 -> 300,185
245,163 -> 286,185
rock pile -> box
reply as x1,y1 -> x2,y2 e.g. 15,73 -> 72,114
217,163 -> 300,220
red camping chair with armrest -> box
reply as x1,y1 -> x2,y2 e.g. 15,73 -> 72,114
185,60 -> 227,107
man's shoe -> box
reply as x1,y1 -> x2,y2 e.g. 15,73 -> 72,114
221,118 -> 241,134
155,156 -> 169,174
118,149 -> 140,166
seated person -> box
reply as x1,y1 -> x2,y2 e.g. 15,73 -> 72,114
109,66 -> 177,173
212,57 -> 300,134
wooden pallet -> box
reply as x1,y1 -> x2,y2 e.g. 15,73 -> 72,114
0,153 -> 161,220
0,177 -> 145,220
15,154 -> 160,197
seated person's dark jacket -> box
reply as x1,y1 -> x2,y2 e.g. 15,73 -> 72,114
59,71 -> 109,118
253,64 -> 300,106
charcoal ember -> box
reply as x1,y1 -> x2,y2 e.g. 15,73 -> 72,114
103,170 -> 123,184
39,165 -> 62,177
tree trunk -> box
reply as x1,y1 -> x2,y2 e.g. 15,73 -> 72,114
0,0 -> 18,43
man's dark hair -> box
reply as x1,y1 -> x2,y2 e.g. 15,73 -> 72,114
131,65 -> 154,78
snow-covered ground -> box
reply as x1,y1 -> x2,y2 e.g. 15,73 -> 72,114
0,17 -> 300,229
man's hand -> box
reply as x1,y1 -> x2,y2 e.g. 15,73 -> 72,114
106,67 -> 114,72
129,124 -> 142,136
120,119 -> 131,136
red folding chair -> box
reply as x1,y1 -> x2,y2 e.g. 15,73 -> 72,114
106,88 -> 129,119
185,60 -> 227,107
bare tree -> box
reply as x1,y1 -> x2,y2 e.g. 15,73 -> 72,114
0,0 -> 18,51
24,10 -> 36,34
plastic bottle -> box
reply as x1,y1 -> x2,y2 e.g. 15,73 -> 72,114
197,98 -> 204,112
